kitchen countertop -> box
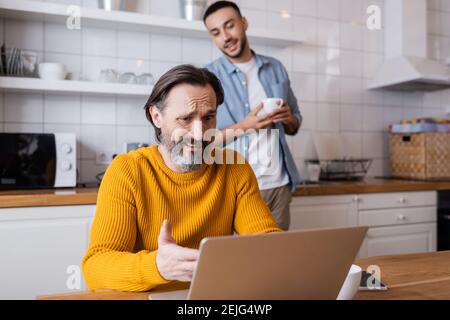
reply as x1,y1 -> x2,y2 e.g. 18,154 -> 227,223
1,179 -> 450,208
35,251 -> 450,300
0,187 -> 98,208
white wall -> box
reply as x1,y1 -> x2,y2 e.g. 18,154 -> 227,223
0,0 -> 449,183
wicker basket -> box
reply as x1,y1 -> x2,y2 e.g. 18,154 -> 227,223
390,132 -> 450,180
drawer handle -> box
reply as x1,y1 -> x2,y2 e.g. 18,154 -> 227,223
398,197 -> 407,204
396,214 -> 407,221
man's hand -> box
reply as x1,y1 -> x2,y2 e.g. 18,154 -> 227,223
269,102 -> 299,134
239,103 -> 274,131
156,220 -> 199,282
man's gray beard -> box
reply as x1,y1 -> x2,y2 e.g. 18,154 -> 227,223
161,135 -> 203,172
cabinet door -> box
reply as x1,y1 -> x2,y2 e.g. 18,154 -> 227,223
0,205 -> 95,299
289,195 -> 358,231
358,223 -> 437,258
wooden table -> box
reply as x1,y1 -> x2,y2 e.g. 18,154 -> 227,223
36,251 -> 450,300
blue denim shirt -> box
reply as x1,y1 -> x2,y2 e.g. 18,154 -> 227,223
206,53 -> 302,192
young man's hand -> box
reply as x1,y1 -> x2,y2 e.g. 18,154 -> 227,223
156,220 -> 199,282
239,103 -> 274,131
268,102 -> 299,134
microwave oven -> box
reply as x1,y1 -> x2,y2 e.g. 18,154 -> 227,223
0,132 -> 77,189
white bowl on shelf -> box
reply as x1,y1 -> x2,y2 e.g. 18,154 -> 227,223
336,264 -> 362,300
38,63 -> 67,81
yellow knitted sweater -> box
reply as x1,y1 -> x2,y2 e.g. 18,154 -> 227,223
82,145 -> 281,292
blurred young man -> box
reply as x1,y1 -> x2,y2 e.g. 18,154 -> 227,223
205,1 -> 302,230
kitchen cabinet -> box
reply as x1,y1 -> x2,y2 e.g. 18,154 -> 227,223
356,191 -> 437,258
289,195 -> 358,230
290,191 -> 437,259
0,205 -> 95,300
358,223 -> 436,258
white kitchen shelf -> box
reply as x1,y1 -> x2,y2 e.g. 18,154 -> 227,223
0,76 -> 153,97
0,0 -> 304,46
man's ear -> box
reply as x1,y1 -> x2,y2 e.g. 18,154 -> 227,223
242,16 -> 249,32
150,106 -> 162,129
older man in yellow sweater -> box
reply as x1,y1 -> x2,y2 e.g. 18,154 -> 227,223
82,65 -> 281,292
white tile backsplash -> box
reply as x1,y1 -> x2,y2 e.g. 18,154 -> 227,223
442,0 -> 450,12
44,23 -> 81,54
293,16 -> 317,44
116,125 -> 154,152
81,96 -> 116,125
82,27 -> 117,57
4,1 -> 450,182
440,12 -> 450,37
5,20 -> 44,51
299,102 -> 317,130
241,8 -> 267,30
383,106 -> 403,129
116,97 -> 150,126
340,0 -> 364,23
317,19 -> 340,48
363,52 -> 383,79
340,22 -> 363,50
340,50 -> 363,77
291,72 -> 317,102
317,48 -> 340,75
44,94 -> 81,124
238,0 -> 268,11
5,93 -> 44,123
428,10 -> 441,35
266,46 -> 293,71
293,45 -> 317,73
117,31 -> 150,59
80,124 -> 116,159
150,60 -> 180,81
317,0 -> 340,20
340,104 -> 362,131
293,0 -> 317,17
266,0 -> 293,13
4,122 -> 43,133
79,159 -> 108,183
150,34 -> 182,62
363,106 -> 384,132
182,37 -> 212,65
266,12 -> 293,32
317,75 -> 340,102
291,130 -> 317,159
363,132 -> 385,159
341,132 -> 362,158
363,28 -> 383,53
340,77 -> 362,104
318,103 -> 340,132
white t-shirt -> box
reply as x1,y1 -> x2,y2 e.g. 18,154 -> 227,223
233,58 -> 289,190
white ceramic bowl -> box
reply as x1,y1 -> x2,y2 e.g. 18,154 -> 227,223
38,63 -> 67,80
336,264 -> 362,300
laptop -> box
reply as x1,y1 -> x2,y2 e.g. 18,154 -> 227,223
149,226 -> 368,300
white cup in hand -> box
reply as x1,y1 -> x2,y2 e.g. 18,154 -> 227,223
257,98 -> 283,117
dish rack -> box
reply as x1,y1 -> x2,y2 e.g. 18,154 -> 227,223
305,159 -> 373,181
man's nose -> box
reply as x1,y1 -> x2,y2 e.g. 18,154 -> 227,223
222,30 -> 231,43
191,120 -> 204,141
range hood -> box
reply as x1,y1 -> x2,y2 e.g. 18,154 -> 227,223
368,0 -> 450,92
